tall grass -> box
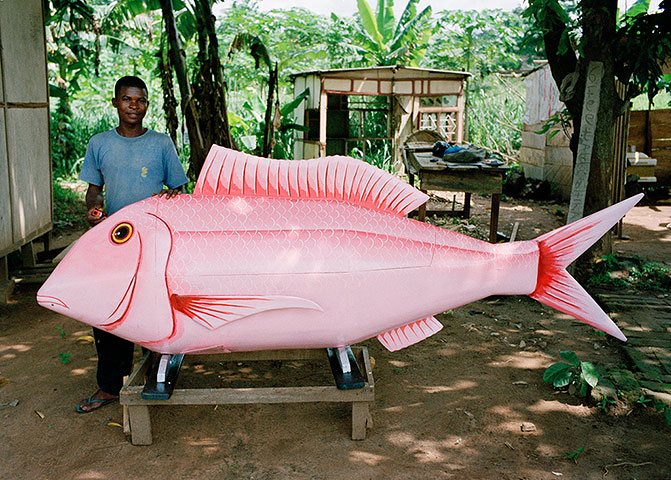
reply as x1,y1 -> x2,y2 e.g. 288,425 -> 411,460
467,75 -> 524,158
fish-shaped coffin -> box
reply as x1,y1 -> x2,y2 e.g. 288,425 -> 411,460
38,145 -> 642,354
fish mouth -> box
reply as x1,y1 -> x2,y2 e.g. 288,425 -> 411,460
37,295 -> 69,310
100,272 -> 138,329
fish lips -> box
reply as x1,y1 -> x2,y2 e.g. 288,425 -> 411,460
36,294 -> 69,312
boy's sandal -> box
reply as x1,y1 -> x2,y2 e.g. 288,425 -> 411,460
75,394 -> 118,414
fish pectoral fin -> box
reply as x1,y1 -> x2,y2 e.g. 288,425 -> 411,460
377,316 -> 443,352
170,294 -> 322,330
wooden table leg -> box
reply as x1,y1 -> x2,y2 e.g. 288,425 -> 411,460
351,401 -> 371,440
463,193 -> 472,218
128,405 -> 152,445
489,193 -> 501,243
418,189 -> 427,222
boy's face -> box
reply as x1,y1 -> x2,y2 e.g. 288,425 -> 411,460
112,86 -> 149,127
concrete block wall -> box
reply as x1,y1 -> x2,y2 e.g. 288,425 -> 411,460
519,123 -> 573,200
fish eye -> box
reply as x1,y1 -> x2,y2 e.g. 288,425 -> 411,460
111,223 -> 134,244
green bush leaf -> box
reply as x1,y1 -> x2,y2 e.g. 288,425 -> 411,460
560,350 -> 580,367
544,362 -> 572,387
580,361 -> 600,387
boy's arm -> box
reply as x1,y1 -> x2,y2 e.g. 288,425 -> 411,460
85,183 -> 105,226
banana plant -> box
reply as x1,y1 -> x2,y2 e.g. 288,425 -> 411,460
354,0 -> 433,66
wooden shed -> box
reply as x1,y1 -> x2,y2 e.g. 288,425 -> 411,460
0,0 -> 52,295
290,66 -> 470,170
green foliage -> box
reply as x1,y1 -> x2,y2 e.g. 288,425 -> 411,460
55,325 -> 67,339
51,104 -> 115,179
49,1 -> 543,187
598,395 -> 617,412
351,0 -> 433,66
58,352 -> 73,365
543,350 -> 600,398
534,108 -> 572,140
563,447 -> 586,463
53,181 -> 88,233
587,255 -> 671,292
468,75 -> 524,157
427,9 -> 542,75
658,401 -> 671,426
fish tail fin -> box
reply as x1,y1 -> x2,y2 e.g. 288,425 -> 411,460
529,193 -> 644,341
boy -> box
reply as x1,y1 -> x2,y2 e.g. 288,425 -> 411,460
76,75 -> 188,413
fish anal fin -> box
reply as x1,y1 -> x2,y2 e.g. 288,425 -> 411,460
377,316 -> 443,352
170,294 -> 322,330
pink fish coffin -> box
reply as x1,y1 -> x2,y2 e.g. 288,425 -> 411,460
38,145 -> 641,354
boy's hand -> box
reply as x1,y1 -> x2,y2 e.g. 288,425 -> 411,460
154,188 -> 181,199
86,207 -> 106,227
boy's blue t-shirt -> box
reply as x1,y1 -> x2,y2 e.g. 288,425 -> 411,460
79,129 -> 188,215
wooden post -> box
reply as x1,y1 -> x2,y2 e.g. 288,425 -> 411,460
20,242 -> 36,268
128,406 -> 152,446
1,256 -> 14,304
319,90 -> 327,158
351,402 -> 371,440
489,193 -> 501,243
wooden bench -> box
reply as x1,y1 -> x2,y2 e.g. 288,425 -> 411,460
120,346 -> 374,445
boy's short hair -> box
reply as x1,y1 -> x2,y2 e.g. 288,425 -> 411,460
114,76 -> 148,97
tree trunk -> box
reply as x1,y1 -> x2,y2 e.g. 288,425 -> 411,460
581,0 -> 618,218
262,63 -> 278,158
158,0 -> 206,182
191,0 -> 234,177
540,0 -> 619,265
157,38 -> 179,147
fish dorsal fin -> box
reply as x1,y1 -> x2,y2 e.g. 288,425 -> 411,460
194,145 -> 428,216
377,316 -> 443,352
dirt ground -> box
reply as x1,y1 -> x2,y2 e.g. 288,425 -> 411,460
1,194 -> 670,480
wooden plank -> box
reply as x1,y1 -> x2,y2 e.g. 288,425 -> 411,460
650,109 -> 671,124
20,242 -> 36,268
319,90 -> 327,157
0,223 -> 52,259
122,383 -> 374,405
351,402 -> 371,440
0,255 -> 14,304
509,222 -> 520,242
126,352 -> 153,387
489,194 -> 501,243
6,109 -> 52,245
53,241 -> 76,265
0,0 -> 48,103
651,123 -> 671,139
0,110 -> 11,253
420,170 -> 502,194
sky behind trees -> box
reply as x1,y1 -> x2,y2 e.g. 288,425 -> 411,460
214,0 -> 661,16
214,0 -> 523,16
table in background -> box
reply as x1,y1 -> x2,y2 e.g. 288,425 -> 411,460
404,147 -> 508,243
